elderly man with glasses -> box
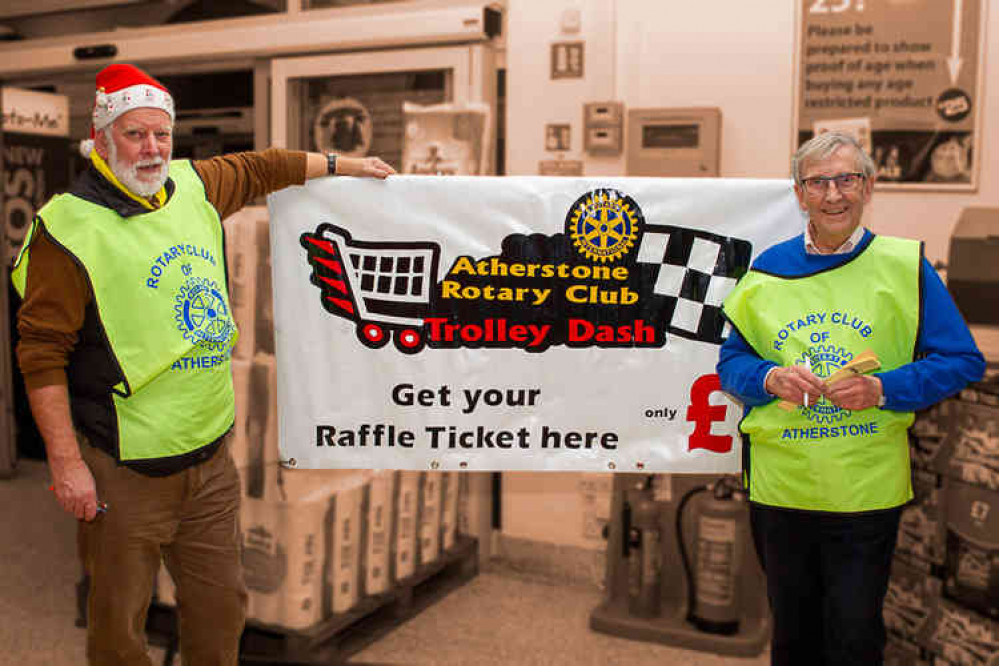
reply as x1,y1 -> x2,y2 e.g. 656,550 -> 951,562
716,132 -> 984,666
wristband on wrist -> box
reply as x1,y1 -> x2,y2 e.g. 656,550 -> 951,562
327,153 -> 337,176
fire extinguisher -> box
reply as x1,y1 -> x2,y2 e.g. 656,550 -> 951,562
677,476 -> 746,635
626,477 -> 663,618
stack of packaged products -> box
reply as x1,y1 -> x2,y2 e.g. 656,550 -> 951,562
155,207 -> 465,632
884,374 -> 999,666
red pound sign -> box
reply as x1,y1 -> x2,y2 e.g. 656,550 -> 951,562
686,374 -> 733,453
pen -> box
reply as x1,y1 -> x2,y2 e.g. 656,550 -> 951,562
803,356 -> 811,407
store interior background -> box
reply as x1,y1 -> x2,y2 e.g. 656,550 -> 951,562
1,0 -> 997,664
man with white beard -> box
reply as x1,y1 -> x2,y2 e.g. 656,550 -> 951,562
12,63 -> 393,666
101,109 -> 171,198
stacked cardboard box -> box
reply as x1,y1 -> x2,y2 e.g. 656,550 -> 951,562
921,599 -> 998,665
890,376 -> 999,664
441,472 -> 460,552
896,468 -> 949,570
156,209 -> 470,634
327,476 -> 364,615
885,559 -> 943,643
393,471 -> 420,581
242,468 -> 369,628
884,558 -> 944,663
884,631 -> 932,666
418,471 -> 443,568
943,388 -> 999,621
362,470 -> 396,596
158,470 -> 462,628
910,401 -> 954,472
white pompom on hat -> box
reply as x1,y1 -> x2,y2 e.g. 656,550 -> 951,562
79,63 -> 175,158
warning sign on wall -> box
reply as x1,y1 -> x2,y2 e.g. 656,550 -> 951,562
795,0 -> 985,190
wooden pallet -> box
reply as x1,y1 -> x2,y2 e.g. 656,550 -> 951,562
146,535 -> 479,666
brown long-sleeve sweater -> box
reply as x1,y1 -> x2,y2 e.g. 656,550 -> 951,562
16,148 -> 308,391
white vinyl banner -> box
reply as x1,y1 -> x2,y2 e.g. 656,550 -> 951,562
268,176 -> 801,473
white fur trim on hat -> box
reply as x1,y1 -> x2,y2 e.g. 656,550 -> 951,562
93,83 -> 175,131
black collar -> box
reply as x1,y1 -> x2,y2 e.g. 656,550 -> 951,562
69,163 -> 176,219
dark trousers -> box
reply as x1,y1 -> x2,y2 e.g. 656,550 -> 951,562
750,503 -> 902,666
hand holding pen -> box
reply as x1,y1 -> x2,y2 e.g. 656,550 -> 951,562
46,456 -> 105,522
775,350 -> 883,412
48,455 -> 107,522
766,360 -> 825,409
49,484 -> 107,520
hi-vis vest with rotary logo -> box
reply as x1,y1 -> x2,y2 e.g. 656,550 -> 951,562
13,160 -> 237,463
723,235 -> 920,513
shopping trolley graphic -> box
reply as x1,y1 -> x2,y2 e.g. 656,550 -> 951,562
301,223 -> 440,353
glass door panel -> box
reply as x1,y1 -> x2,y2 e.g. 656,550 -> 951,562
271,47 -> 476,172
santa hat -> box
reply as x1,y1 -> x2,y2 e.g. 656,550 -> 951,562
79,64 -> 175,157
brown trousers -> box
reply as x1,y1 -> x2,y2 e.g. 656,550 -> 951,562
79,434 -> 246,666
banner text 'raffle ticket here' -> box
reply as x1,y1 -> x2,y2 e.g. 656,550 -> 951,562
268,176 -> 800,472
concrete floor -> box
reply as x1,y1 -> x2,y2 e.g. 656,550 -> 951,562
1,458 -> 770,665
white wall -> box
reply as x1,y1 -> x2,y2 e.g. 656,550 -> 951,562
503,0 -> 998,549
614,1 -> 797,180
505,0 -> 619,176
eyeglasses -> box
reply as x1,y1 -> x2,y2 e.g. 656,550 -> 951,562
800,172 -> 865,195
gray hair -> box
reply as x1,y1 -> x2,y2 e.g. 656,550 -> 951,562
792,132 -> 876,184
101,125 -> 116,162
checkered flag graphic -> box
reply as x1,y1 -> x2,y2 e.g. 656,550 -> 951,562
635,225 -> 752,345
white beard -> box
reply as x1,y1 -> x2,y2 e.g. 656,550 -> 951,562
107,137 -> 169,198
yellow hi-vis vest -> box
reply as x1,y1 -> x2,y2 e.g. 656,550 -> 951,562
722,235 -> 920,512
13,160 -> 237,463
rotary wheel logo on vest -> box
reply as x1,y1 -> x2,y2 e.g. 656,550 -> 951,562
174,276 -> 234,345
801,346 -> 852,424
566,189 -> 643,263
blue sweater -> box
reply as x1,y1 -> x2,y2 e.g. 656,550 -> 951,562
717,230 -> 985,412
